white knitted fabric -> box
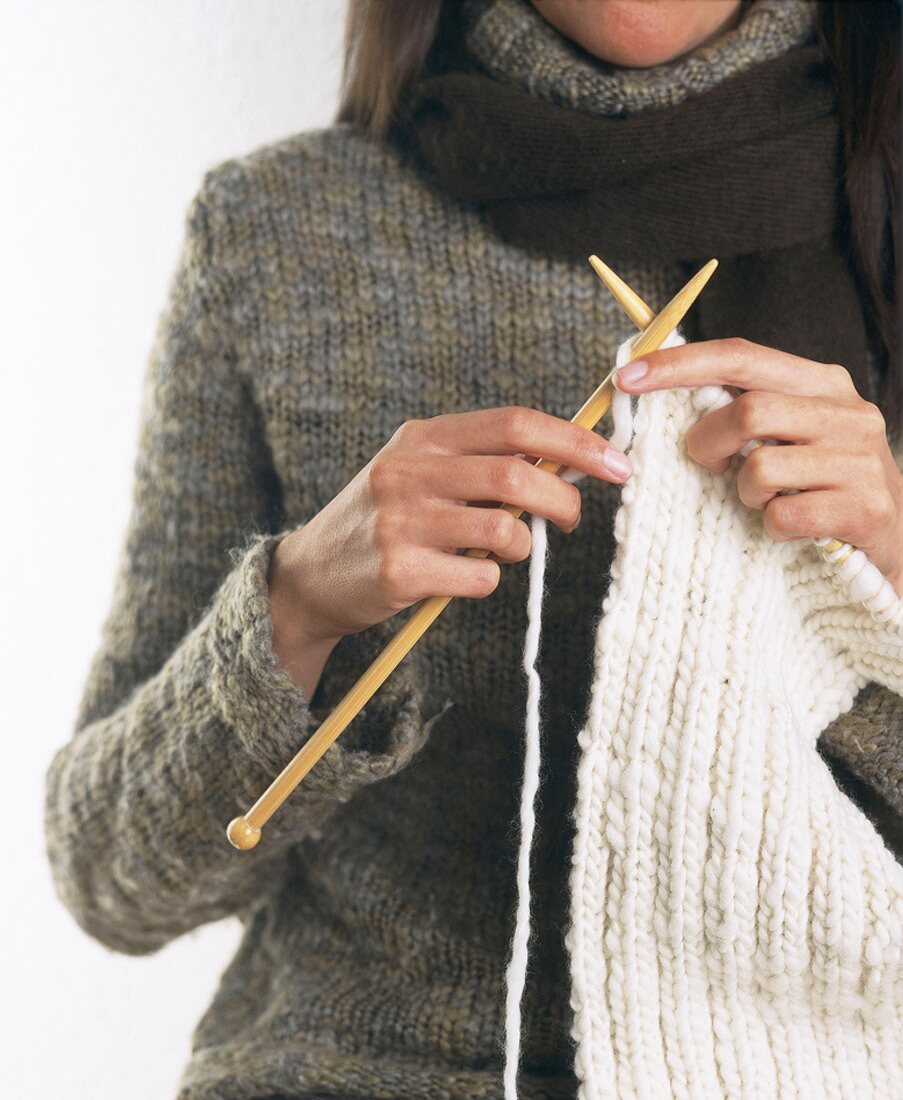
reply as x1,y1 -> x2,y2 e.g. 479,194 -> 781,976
506,333 -> 903,1098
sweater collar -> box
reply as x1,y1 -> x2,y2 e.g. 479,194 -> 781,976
461,0 -> 817,118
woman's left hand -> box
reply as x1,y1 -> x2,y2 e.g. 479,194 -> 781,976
615,338 -> 903,595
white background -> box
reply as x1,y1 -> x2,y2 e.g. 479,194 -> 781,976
2,3 -> 346,1096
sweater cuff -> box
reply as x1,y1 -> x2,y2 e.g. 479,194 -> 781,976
207,534 -> 433,803
819,681 -> 903,821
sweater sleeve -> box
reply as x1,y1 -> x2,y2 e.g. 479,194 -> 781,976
44,174 -> 431,956
818,680 -> 903,858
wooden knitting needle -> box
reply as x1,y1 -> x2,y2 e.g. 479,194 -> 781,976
588,255 -> 858,563
226,258 -> 719,850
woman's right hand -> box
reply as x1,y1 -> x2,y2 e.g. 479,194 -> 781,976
267,406 -> 632,693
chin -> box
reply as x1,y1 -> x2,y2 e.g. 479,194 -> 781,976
532,0 -> 742,69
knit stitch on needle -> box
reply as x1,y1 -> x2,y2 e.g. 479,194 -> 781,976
506,331 -> 903,1099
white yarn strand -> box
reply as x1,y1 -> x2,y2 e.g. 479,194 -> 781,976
503,510 -> 548,1100
503,336 -> 642,1097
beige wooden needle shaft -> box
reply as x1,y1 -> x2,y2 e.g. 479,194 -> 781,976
226,258 -> 718,849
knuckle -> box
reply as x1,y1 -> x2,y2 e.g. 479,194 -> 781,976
510,519 -> 532,561
684,423 -> 704,463
764,497 -> 799,541
866,486 -> 895,529
494,456 -> 526,499
828,363 -> 855,394
743,444 -> 772,483
723,336 -> 752,353
376,548 -> 414,595
723,336 -> 753,368
497,405 -> 535,447
474,562 -> 501,597
391,418 -> 426,449
861,401 -> 887,439
376,550 -> 400,591
564,483 -> 582,526
369,454 -> 402,496
736,478 -> 758,509
734,391 -> 769,439
485,508 -> 514,547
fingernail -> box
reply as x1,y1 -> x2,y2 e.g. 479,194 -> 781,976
615,360 -> 649,389
601,448 -> 632,480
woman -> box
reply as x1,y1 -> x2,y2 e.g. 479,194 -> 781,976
45,1 -> 902,1097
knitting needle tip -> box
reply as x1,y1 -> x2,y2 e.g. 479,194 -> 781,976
588,256 -> 718,359
589,256 -> 718,343
588,255 -> 654,329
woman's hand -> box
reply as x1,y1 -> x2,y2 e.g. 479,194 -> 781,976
268,406 -> 632,693
615,338 -> 903,594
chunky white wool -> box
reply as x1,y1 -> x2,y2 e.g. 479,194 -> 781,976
503,507 -> 548,1100
505,333 -> 903,1098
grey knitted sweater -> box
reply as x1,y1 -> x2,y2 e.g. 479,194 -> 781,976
45,3 -> 903,1097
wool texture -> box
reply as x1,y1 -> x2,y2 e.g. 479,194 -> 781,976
401,39 -> 880,412
43,2 -> 903,1096
507,326 -> 903,1097
569,372 -> 903,1098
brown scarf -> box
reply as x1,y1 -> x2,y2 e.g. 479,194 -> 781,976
398,43 -> 878,401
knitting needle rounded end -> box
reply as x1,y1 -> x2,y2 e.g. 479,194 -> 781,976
227,816 -> 262,850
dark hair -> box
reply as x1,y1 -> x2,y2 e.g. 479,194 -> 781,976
339,1 -> 901,435
818,2 -> 900,434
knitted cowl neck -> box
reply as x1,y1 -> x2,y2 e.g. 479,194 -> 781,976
398,0 -> 878,404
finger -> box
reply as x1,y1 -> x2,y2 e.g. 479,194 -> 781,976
615,338 -> 860,401
409,406 -> 631,481
687,393 -> 865,472
762,484 -> 894,548
736,444 -> 850,509
406,550 -> 501,602
402,503 -> 535,563
420,454 -> 586,531
762,490 -> 837,543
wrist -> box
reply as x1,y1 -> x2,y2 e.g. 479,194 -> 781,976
268,532 -> 341,644
267,534 -> 342,692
